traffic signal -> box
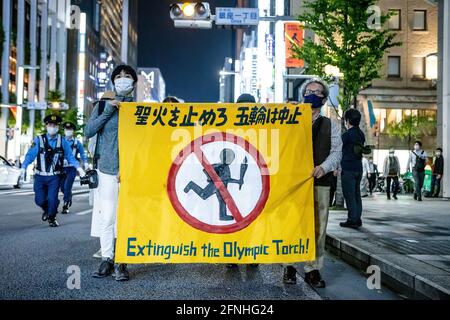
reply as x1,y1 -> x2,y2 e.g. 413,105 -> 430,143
169,2 -> 212,28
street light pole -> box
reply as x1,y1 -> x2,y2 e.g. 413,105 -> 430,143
15,65 -> 40,163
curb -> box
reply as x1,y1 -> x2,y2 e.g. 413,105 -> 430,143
325,234 -> 450,300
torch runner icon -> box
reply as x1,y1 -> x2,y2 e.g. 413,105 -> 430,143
184,149 -> 248,221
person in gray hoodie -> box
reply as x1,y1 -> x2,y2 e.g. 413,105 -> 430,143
85,64 -> 137,281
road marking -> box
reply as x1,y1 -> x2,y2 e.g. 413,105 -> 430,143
75,209 -> 92,216
0,188 -> 89,196
0,189 -> 34,195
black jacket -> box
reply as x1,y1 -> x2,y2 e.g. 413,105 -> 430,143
433,156 -> 444,175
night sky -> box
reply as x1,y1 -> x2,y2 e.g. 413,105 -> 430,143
137,0 -> 237,102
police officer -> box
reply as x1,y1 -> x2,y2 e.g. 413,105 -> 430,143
60,121 -> 88,214
20,115 -> 85,227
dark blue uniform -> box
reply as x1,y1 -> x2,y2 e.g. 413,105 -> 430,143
60,138 -> 87,207
22,134 -> 80,220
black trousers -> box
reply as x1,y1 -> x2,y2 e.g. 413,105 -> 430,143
413,170 -> 425,198
368,174 -> 376,194
386,176 -> 399,198
430,175 -> 442,196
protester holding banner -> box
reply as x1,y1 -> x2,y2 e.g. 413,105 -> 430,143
85,65 -> 138,281
283,78 -> 342,288
89,91 -> 116,259
340,109 -> 365,229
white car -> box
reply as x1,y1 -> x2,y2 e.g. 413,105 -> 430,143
0,156 -> 22,188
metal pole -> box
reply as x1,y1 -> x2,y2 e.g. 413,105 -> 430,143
1,0 -> 11,157
28,0 -> 38,142
39,0 -> 49,122
15,0 -> 25,161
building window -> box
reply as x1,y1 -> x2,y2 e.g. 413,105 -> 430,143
387,56 -> 401,78
412,56 -> 425,79
413,10 -> 427,31
388,9 -> 401,30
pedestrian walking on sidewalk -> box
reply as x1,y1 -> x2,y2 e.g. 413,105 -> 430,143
367,157 -> 378,195
430,147 -> 444,198
406,141 -> 428,201
283,78 -> 342,288
383,148 -> 400,200
360,156 -> 370,197
340,108 -> 365,229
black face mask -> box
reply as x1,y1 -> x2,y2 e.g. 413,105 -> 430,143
303,94 -> 324,108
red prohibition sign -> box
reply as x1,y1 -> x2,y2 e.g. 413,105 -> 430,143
167,132 -> 270,234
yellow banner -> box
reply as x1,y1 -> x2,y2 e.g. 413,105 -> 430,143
115,103 -> 315,264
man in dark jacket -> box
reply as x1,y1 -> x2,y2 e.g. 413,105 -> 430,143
431,147 -> 444,197
340,108 -> 365,229
283,78 -> 342,288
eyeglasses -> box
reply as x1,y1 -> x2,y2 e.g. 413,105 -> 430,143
304,89 -> 324,96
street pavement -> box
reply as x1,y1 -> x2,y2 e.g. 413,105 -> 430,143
327,193 -> 450,299
0,184 -> 400,300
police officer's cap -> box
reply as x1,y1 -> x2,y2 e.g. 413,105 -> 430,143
44,114 -> 62,125
63,121 -> 76,130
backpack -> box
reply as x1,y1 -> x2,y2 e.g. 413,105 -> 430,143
388,157 -> 398,175
413,151 -> 426,172
87,100 -> 107,167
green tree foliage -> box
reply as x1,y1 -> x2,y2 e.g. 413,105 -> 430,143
294,0 -> 401,121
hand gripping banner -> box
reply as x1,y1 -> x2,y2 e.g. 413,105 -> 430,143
115,102 -> 315,264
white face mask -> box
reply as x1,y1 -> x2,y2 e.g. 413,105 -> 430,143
114,77 -> 134,96
47,127 -> 58,136
65,130 -> 74,138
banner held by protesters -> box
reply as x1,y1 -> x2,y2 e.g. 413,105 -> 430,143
115,102 -> 315,264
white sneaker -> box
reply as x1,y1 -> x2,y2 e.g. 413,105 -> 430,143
93,249 -> 102,258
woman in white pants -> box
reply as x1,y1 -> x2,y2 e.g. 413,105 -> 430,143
85,65 -> 137,281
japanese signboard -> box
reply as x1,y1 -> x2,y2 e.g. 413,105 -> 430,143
285,22 -> 304,68
215,7 -> 259,26
115,103 -> 315,264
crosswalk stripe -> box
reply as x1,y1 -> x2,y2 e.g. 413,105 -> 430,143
75,209 -> 92,215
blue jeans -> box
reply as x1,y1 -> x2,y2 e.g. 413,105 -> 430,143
341,170 -> 363,225
34,174 -> 61,219
60,166 -> 77,203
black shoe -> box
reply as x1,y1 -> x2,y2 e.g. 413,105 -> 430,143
414,193 -> 418,200
226,264 -> 238,269
305,270 -> 326,288
61,202 -> 69,214
393,195 -> 398,200
283,266 -> 297,284
48,218 -> 59,227
418,197 -> 422,201
433,194 -> 439,198
387,196 -> 391,200
114,264 -> 129,281
340,221 -> 360,229
41,211 -> 48,221
92,259 -> 114,278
